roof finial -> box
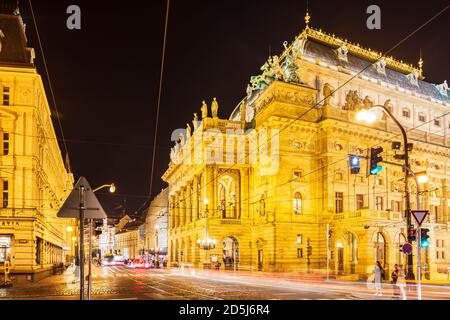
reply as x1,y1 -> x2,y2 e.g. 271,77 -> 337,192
305,0 -> 311,28
418,48 -> 424,76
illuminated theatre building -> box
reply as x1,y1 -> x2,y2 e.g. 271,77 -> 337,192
163,15 -> 450,280
0,5 -> 74,282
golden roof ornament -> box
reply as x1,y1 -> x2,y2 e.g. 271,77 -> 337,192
305,11 -> 310,28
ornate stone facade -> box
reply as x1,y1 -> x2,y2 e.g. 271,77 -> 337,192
163,19 -> 450,280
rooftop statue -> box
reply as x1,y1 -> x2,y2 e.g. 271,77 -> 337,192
211,98 -> 219,118
363,96 -> 374,109
344,90 -> 363,111
282,41 -> 300,83
435,80 -> 449,97
249,55 -> 285,95
201,101 -> 208,119
193,113 -> 199,130
186,123 -> 192,139
179,133 -> 185,146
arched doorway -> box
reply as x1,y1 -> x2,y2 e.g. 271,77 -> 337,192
222,237 -> 239,270
336,232 -> 358,274
373,232 -> 387,269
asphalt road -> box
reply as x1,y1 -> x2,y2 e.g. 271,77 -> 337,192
1,266 -> 449,300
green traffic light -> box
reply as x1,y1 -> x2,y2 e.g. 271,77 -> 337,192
421,239 -> 430,248
370,166 -> 383,175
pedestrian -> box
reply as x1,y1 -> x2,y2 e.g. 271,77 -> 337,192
391,264 -> 399,298
397,265 -> 407,300
374,261 -> 384,296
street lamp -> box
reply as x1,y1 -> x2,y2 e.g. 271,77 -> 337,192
154,226 -> 159,268
85,183 -> 116,300
197,198 -> 216,268
356,101 -> 415,280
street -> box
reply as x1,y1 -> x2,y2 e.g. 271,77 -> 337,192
1,266 -> 450,300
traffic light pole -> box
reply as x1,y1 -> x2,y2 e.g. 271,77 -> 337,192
369,105 -> 414,280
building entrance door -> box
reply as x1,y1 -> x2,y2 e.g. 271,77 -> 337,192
258,250 -> 263,271
338,247 -> 344,274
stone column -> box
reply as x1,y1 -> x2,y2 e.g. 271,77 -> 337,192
174,192 -> 180,228
193,175 -> 199,222
186,182 -> 192,224
180,188 -> 186,226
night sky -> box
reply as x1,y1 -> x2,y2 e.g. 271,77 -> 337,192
18,0 -> 449,217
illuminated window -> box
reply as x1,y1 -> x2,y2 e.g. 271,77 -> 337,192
0,236 -> 11,264
335,192 -> 344,213
296,234 -> 303,244
356,194 -> 364,210
418,113 -> 426,122
375,196 -> 383,211
293,170 -> 302,179
402,108 -> 410,118
2,87 -> 10,106
3,133 -> 9,156
293,192 -> 302,215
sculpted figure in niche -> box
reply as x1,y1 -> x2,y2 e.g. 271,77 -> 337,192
323,83 -> 334,107
186,123 -> 191,139
363,96 -> 374,109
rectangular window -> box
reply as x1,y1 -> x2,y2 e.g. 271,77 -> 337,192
436,240 -> 440,248
0,236 -> 11,264
2,180 -> 8,208
402,109 -> 410,118
418,113 -> 426,122
442,251 -> 446,259
392,201 -> 401,213
296,234 -> 303,244
375,196 -> 383,211
3,133 -> 9,156
2,87 -> 10,106
356,194 -> 364,210
434,119 -> 441,127
293,170 -> 302,179
297,248 -> 303,259
436,251 -> 440,259
375,178 -> 383,186
335,192 -> 344,213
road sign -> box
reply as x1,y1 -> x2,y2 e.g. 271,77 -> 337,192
57,177 -> 107,219
402,243 -> 413,255
412,210 -> 429,226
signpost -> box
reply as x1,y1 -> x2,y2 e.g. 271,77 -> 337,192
402,243 -> 413,255
57,177 -> 107,300
411,210 -> 429,301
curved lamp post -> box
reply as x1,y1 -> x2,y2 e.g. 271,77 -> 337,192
86,183 -> 115,300
357,102 -> 416,280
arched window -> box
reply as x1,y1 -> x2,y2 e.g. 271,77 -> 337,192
293,192 -> 302,215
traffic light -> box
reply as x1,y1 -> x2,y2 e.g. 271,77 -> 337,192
349,155 -> 361,174
421,228 -> 430,248
407,227 -> 416,242
370,147 -> 383,175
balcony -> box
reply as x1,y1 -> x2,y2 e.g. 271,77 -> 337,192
333,209 -> 403,221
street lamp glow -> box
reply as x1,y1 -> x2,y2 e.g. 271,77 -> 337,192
204,198 -> 209,206
109,184 -> 116,193
67,226 -> 73,233
416,172 -> 429,184
72,237 -> 77,241
356,109 -> 377,124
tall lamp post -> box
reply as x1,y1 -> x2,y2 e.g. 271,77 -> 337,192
197,199 -> 217,269
357,102 -> 416,280
154,226 -> 159,268
86,183 -> 116,300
